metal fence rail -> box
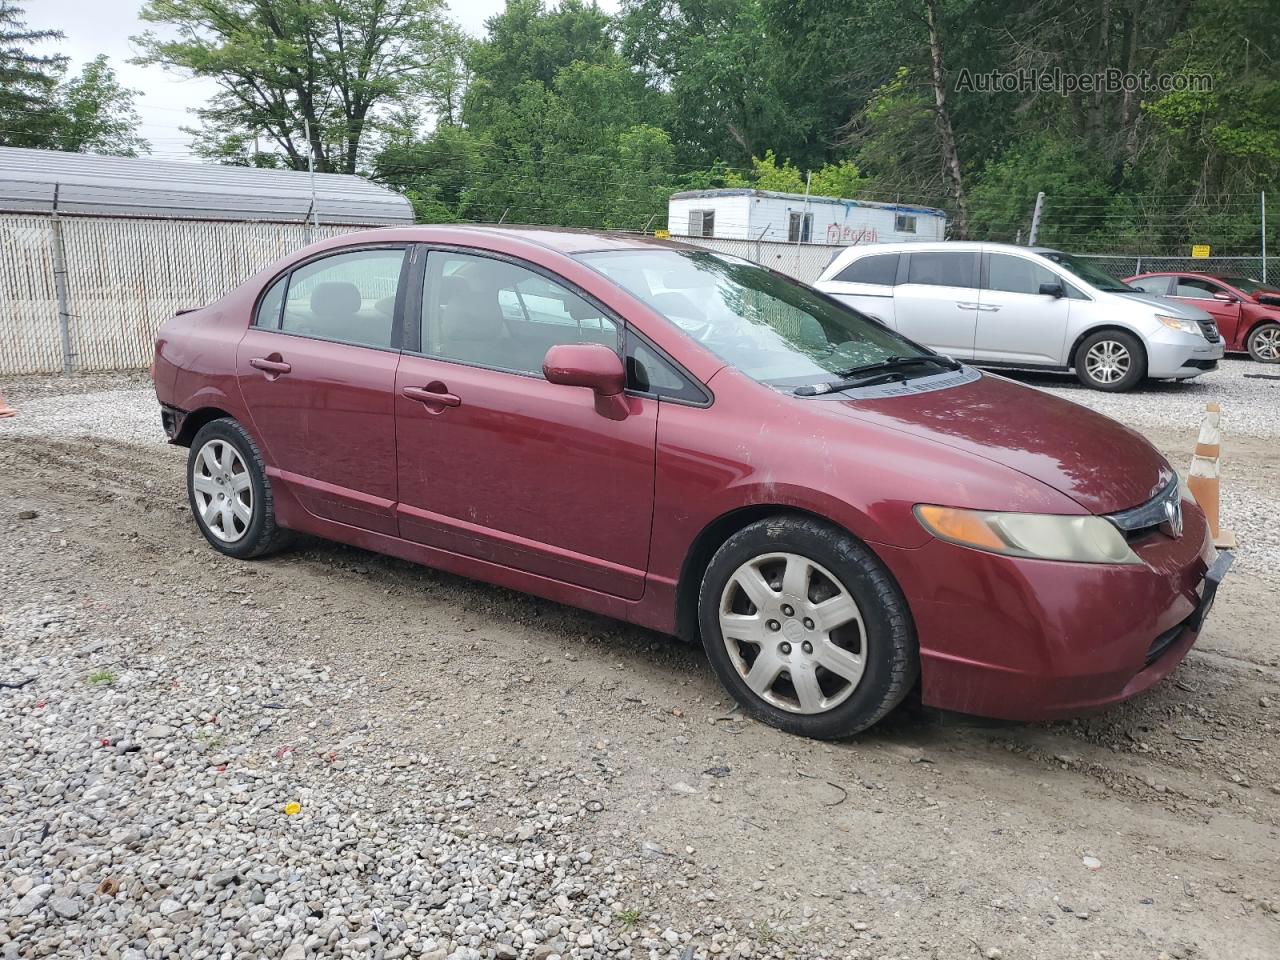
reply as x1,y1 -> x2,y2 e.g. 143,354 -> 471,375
0,214 -> 366,375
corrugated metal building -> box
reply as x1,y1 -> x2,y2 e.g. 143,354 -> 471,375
0,147 -> 413,375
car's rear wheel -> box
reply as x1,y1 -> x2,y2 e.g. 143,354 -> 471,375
697,516 -> 918,739
1074,330 -> 1145,391
1246,322 -> 1280,363
187,418 -> 289,559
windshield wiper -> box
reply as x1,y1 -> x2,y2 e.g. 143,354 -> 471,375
832,355 -> 962,379
793,355 -> 962,397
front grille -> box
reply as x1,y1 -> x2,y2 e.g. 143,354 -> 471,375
1197,319 -> 1221,343
1185,359 -> 1218,370
1106,476 -> 1181,541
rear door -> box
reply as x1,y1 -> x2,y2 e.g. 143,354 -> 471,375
816,251 -> 899,325
392,248 -> 658,600
892,250 -> 979,358
236,245 -> 408,535
1172,276 -> 1241,343
974,251 -> 1072,365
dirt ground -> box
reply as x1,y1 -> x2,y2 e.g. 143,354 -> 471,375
1,378 -> 1277,960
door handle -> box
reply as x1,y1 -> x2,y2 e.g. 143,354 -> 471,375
402,384 -> 461,408
956,301 -> 980,310
249,357 -> 291,375
977,304 -> 1001,312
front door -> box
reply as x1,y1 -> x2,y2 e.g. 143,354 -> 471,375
1173,276 -> 1241,344
393,249 -> 657,599
892,250 -> 979,359
974,252 -> 1072,365
236,245 -> 408,535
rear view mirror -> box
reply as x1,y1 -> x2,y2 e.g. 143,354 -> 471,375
1212,291 -> 1238,303
1039,282 -> 1066,298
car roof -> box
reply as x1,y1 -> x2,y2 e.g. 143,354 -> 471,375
361,223 -> 688,255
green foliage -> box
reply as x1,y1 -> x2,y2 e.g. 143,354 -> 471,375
45,56 -> 149,156
133,0 -> 456,173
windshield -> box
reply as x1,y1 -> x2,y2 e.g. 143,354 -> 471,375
1038,251 -> 1135,293
1218,277 -> 1275,295
577,249 -> 936,389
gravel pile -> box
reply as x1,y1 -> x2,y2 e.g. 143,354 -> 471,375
0,598 -> 731,960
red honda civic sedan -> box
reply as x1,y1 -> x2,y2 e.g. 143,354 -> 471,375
153,227 -> 1231,738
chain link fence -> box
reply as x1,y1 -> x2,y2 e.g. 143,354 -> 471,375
0,214 -> 369,375
1076,253 -> 1279,282
676,235 -> 844,284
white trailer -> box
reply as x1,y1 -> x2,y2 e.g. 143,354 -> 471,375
667,188 -> 947,246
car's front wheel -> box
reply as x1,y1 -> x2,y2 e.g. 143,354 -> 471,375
187,418 -> 289,559
698,516 -> 918,739
1246,322 -> 1280,363
1074,330 -> 1146,391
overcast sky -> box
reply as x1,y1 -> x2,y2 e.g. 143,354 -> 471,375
32,0 -> 619,161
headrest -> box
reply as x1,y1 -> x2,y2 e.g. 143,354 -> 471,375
440,282 -> 506,341
311,281 -> 361,322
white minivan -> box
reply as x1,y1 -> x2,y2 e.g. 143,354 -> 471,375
814,241 -> 1223,391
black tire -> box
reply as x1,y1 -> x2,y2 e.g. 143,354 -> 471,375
1073,329 -> 1146,391
697,515 -> 918,739
186,418 -> 289,559
1246,322 -> 1280,363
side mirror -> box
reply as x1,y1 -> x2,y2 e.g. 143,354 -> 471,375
1039,282 -> 1066,298
1212,291 -> 1238,303
543,343 -> 629,419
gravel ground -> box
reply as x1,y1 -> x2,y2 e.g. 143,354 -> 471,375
2,368 -> 1278,960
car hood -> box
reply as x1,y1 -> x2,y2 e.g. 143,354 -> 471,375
830,371 -> 1173,515
1116,291 -> 1213,320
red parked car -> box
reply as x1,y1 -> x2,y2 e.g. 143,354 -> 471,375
1124,271 -> 1280,362
153,227 -> 1231,738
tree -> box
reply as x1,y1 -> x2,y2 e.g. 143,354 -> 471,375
46,56 -> 149,156
0,0 -> 67,146
133,0 -> 456,173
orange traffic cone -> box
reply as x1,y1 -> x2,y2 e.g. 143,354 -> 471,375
0,389 -> 15,419
1187,402 -> 1236,549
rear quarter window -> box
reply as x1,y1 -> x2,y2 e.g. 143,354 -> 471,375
834,252 -> 899,286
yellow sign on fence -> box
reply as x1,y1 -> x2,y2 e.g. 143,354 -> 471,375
1191,244 -> 1211,258
654,229 -> 670,239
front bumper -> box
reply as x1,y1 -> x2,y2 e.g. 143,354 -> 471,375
877,499 -> 1226,721
1146,330 -> 1224,378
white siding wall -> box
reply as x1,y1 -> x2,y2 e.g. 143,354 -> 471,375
667,193 -> 946,245
742,195 -> 945,244
667,196 -> 753,239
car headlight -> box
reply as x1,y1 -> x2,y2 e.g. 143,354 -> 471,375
914,505 -> 1142,564
1157,314 -> 1202,336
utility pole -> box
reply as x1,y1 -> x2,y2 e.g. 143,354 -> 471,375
1262,192 -> 1268,284
1028,191 -> 1045,246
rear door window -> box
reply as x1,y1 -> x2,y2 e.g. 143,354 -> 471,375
834,253 -> 899,285
905,251 -> 977,288
280,248 -> 406,348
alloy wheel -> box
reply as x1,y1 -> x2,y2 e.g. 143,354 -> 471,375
1084,340 -> 1131,384
191,438 -> 253,543
1253,326 -> 1280,362
718,552 -> 867,714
